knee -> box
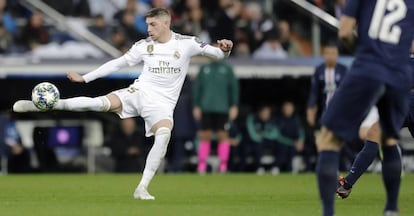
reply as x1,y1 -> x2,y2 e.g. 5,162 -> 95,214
358,127 -> 369,140
383,138 -> 398,147
104,94 -> 121,112
365,123 -> 381,143
217,130 -> 229,141
156,127 -> 171,136
151,119 -> 173,134
199,130 -> 212,141
316,127 -> 342,152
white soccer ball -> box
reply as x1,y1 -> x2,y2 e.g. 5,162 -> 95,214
31,82 -> 60,111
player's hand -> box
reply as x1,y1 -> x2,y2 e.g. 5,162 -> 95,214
295,141 -> 304,152
229,105 -> 238,121
67,72 -> 85,83
193,106 -> 202,121
217,39 -> 233,52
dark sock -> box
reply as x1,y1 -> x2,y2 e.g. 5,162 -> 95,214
316,151 -> 339,216
382,145 -> 401,212
345,140 -> 379,186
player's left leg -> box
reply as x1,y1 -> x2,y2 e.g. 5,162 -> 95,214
134,119 -> 173,200
338,108 -> 381,199
13,96 -> 114,112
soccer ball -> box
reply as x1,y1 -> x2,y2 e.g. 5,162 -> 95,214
31,82 -> 60,111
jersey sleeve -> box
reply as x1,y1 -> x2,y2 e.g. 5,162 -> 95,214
342,0 -> 360,18
124,40 -> 144,66
82,56 -> 129,83
188,37 -> 230,59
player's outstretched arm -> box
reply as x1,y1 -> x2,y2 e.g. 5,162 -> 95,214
80,56 -> 129,83
200,39 -> 233,59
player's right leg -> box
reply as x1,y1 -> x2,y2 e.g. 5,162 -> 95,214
134,119 -> 173,200
13,93 -> 121,113
315,127 -> 342,216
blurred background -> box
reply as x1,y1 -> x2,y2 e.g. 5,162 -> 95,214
0,0 -> 413,175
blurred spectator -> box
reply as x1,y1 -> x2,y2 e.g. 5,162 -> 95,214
0,21 -> 12,53
43,0 -> 90,17
20,11 -> 50,50
178,7 -> 210,42
239,2 -> 278,53
110,28 -> 129,53
242,104 -> 278,174
207,0 -> 241,44
233,41 -> 250,58
333,0 -> 346,19
150,0 -> 172,8
88,0 -> 121,22
114,0 -> 137,22
1,112 -> 32,173
4,0 -> 30,18
88,14 -> 112,41
121,11 -> 146,43
273,101 -> 305,174
113,0 -> 147,36
108,118 -> 147,173
184,0 -> 200,10
252,28 -> 287,60
278,20 -> 303,57
313,0 -> 340,45
0,0 -> 16,33
193,57 -> 239,174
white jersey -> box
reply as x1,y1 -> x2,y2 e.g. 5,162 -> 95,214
123,32 -> 228,108
82,31 -> 229,109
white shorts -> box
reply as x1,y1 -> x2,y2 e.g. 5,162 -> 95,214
112,86 -> 174,137
360,106 -> 379,129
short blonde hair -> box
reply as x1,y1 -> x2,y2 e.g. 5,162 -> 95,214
145,8 -> 170,19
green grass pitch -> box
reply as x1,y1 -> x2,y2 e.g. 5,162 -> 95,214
0,173 -> 413,216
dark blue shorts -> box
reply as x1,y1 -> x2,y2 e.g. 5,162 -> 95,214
321,72 -> 411,142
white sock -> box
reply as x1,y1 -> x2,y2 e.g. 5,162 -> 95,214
54,96 -> 110,112
13,101 -> 38,112
138,127 -> 171,189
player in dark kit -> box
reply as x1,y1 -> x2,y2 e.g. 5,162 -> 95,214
337,49 -> 414,200
315,0 -> 414,216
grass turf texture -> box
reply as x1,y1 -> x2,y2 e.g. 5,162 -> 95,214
0,173 -> 413,216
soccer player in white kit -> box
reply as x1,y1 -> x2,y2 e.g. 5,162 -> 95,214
13,8 -> 233,200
